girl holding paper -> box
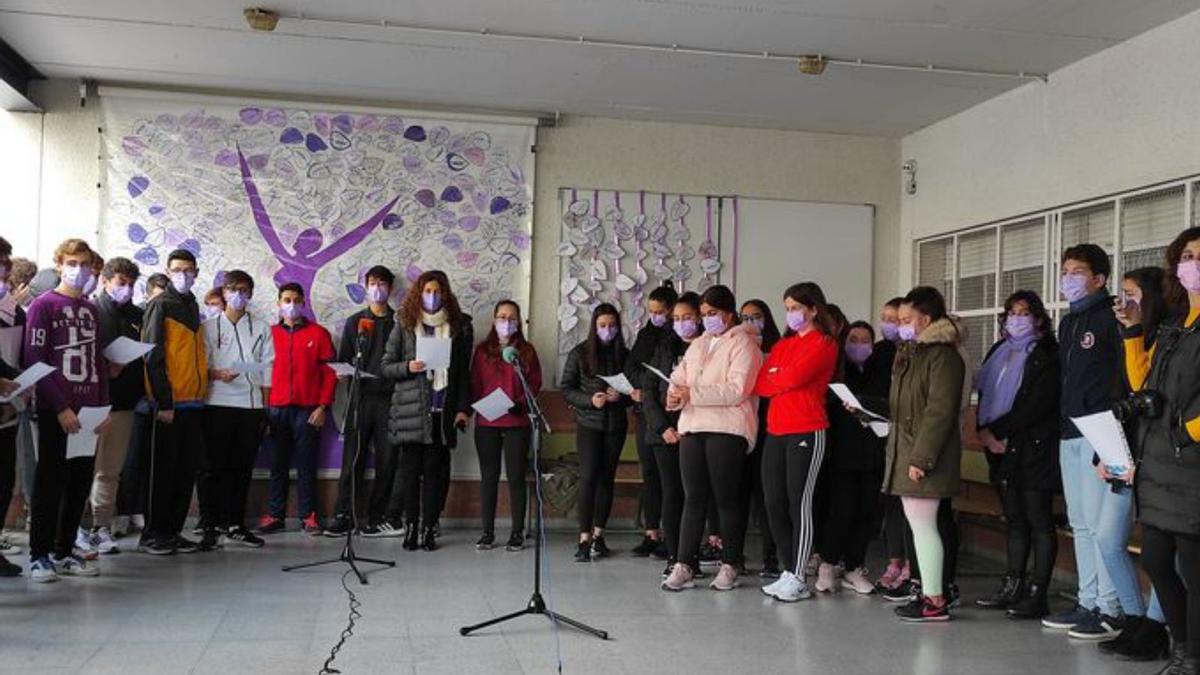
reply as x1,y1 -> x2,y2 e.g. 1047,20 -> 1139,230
469,300 -> 542,552
973,291 -> 1061,619
560,303 -> 629,562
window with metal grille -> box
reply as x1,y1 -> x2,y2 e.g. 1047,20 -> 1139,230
918,238 -> 953,301
1000,218 -> 1045,299
1121,186 -> 1184,274
955,229 -> 996,311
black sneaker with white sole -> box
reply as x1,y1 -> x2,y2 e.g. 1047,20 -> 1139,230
505,533 -> 525,552
171,535 -> 201,554
137,537 -> 176,556
323,515 -> 353,537
1068,610 -> 1125,640
365,520 -> 404,538
476,533 -> 495,550
223,527 -> 265,549
883,580 -> 919,602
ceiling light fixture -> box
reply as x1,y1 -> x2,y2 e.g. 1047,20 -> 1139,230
244,7 -> 280,32
262,9 -> 1047,83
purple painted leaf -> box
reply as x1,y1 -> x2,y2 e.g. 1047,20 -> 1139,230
442,233 -> 463,250
314,114 -> 330,136
134,246 -> 159,266
463,147 -> 485,165
456,251 -> 480,268
469,278 -> 488,294
181,238 -> 202,256
441,186 -> 463,203
127,176 -> 150,198
699,241 -> 718,258
438,209 -> 458,227
332,114 -> 354,135
305,133 -> 328,152
213,149 -> 238,167
280,127 -> 304,144
346,283 -> 366,304
239,107 -> 262,125
489,197 -> 511,215
213,271 -> 227,289
458,215 -> 481,232
294,228 -> 323,255
402,155 -> 423,173
248,154 -> 269,171
446,153 -> 468,172
357,114 -> 379,131
511,231 -> 531,250
121,136 -> 147,157
263,108 -> 287,126
405,263 -> 423,282
382,213 -> 404,230
404,125 -> 427,142
414,189 -> 437,208
127,223 -> 147,243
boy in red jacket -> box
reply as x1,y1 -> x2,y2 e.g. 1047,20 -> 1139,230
260,283 -> 335,535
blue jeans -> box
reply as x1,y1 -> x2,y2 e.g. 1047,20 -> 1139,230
1059,437 -> 1145,617
266,406 -> 320,520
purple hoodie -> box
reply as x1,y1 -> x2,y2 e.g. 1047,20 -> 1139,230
23,290 -> 110,413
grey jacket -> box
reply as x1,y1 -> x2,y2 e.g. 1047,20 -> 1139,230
380,314 -> 473,447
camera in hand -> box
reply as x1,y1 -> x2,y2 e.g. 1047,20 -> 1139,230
1112,389 -> 1164,422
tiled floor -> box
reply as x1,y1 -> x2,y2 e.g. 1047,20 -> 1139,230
0,530 -> 1153,674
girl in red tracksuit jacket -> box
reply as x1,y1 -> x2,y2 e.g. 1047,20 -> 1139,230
753,282 -> 839,602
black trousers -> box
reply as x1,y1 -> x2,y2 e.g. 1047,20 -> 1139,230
633,415 -> 662,531
820,465 -> 884,570
1142,525 -> 1200,658
762,431 -> 826,575
882,494 -> 908,560
147,407 -> 205,542
400,412 -> 449,527
475,425 -> 531,536
739,434 -> 777,563
331,394 -> 392,525
116,401 -> 153,517
30,413 -> 95,560
652,443 -> 684,560
907,497 -> 959,586
0,425 -> 15,528
677,432 -> 747,568
998,485 -> 1057,586
200,407 -> 265,530
575,426 -> 626,533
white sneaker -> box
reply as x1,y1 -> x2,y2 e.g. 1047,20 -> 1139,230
770,572 -> 812,603
111,516 -> 130,537
710,563 -> 740,591
53,554 -> 100,577
842,567 -> 876,595
74,528 -> 96,555
29,557 -> 58,583
815,562 -> 840,593
0,534 -> 23,556
761,571 -> 791,597
130,514 -> 146,531
93,527 -> 121,555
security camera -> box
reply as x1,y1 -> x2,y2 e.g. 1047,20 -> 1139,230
902,160 -> 917,174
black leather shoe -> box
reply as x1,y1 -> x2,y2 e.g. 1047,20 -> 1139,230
402,524 -> 419,551
976,575 -> 1023,609
1006,583 -> 1049,620
1111,617 -> 1169,661
421,527 -> 438,551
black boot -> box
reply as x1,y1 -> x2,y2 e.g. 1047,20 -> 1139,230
402,523 -> 419,551
1108,616 -> 1170,661
421,526 -> 438,551
1006,583 -> 1049,620
976,575 -> 1023,609
574,540 -> 591,563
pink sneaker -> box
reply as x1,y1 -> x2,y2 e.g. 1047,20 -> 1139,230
877,561 -> 902,590
710,563 -> 739,591
815,562 -> 840,593
662,562 -> 696,592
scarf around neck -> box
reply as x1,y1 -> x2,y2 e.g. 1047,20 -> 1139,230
421,309 -> 451,391
976,334 -> 1036,427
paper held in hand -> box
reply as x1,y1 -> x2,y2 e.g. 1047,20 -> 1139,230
1070,411 -> 1135,476
326,362 -> 376,379
472,387 -> 516,422
0,361 -> 56,403
828,383 -> 891,438
66,405 -> 111,459
102,336 -> 155,365
415,336 -> 452,371
599,373 -> 635,396
640,362 -> 673,385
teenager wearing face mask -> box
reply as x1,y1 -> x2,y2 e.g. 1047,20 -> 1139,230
644,292 -> 700,578
470,300 -> 542,551
751,283 -> 838,601
201,288 -> 225,322
1042,244 -> 1147,640
561,303 -> 629,562
1114,229 -> 1200,674
139,248 -> 210,556
972,292 -> 1061,619
326,266 -> 399,539
381,271 -> 473,552
24,239 -> 113,582
873,296 -> 912,590
878,286 -> 965,622
199,270 -> 273,549
815,321 -> 889,594
623,282 -> 678,559
0,236 -> 27,565
736,299 -> 782,577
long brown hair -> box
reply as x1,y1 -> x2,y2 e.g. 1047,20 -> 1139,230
783,282 -> 838,337
482,300 -> 535,365
1164,227 -> 1200,317
398,269 -> 465,334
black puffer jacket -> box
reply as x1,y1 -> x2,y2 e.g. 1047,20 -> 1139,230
1133,316 -> 1200,536
641,334 -> 687,446
829,353 -> 891,472
560,340 -> 629,433
624,323 -> 668,394
976,336 -> 1062,491
380,314 -> 473,447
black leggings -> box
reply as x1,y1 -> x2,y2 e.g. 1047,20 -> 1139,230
575,426 -> 626,534
1142,525 -> 1200,658
652,443 -> 683,560
30,414 -> 95,560
677,432 -> 747,568
999,485 -> 1057,587
634,415 -> 662,531
475,425 -> 531,536
762,431 -> 826,575
820,466 -> 884,570
883,495 -> 908,560
0,425 -> 15,528
738,434 -> 776,563
400,413 -> 449,527
907,497 -> 959,586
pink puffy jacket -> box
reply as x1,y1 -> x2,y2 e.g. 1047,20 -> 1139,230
669,322 -> 764,448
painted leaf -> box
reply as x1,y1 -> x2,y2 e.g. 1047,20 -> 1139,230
615,274 -> 636,292
556,242 -> 577,256
669,200 -> 690,221
568,199 -> 590,216
700,258 -> 722,274
561,277 -> 579,295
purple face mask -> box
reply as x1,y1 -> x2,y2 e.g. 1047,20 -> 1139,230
1178,260 -> 1200,293
649,312 -> 669,328
845,342 -> 873,365
224,290 -> 248,311
1060,273 -> 1091,303
674,319 -> 698,340
702,314 -> 727,336
897,324 -> 917,342
422,291 -> 442,312
61,264 -> 90,291
279,302 -> 300,321
880,321 -> 900,342
1005,314 -> 1036,340
107,283 -> 133,305
495,318 -> 518,340
786,310 -> 809,333
366,284 -> 390,304
597,325 -> 619,344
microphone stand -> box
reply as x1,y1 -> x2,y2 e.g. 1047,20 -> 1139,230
282,329 -> 395,584
460,352 -> 609,640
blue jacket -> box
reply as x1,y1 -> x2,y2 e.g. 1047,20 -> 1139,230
1058,292 -> 1125,439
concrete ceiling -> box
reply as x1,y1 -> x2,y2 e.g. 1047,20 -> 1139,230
2,0 -> 1198,136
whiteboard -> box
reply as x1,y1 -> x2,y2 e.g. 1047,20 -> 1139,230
722,199 -> 874,325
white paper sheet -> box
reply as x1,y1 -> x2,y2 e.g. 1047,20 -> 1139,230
0,325 -> 21,365
1070,411 -> 1134,475
828,383 -> 889,422
415,336 -> 452,371
600,373 -> 635,396
641,363 -> 673,385
868,421 -> 891,438
230,360 -> 273,375
472,387 -> 516,422
66,405 -> 111,459
0,361 -> 56,403
102,336 -> 155,365
326,362 -> 376,379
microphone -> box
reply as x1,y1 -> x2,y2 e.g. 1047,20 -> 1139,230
501,345 -> 519,365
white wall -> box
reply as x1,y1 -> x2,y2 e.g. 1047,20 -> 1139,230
899,7 -> 1200,284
